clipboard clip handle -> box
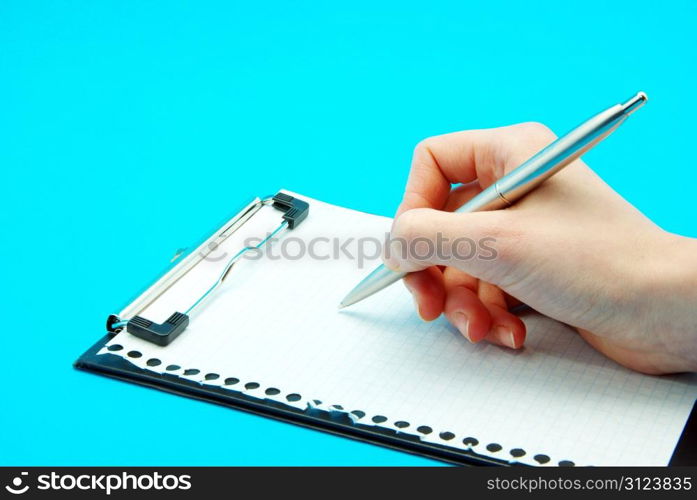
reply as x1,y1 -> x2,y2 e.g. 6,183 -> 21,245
106,192 -> 309,346
271,192 -> 309,229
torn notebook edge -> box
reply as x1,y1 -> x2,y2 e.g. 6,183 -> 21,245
75,333 -> 515,466
96,333 -> 568,466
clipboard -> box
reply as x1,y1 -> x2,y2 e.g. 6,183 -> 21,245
74,191 -> 697,466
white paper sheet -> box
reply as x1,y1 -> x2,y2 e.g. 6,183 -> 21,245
101,191 -> 697,466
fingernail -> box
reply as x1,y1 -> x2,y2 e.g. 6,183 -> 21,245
413,297 -> 427,321
384,239 -> 404,271
384,257 -> 399,271
404,283 -> 425,320
404,286 -> 426,321
495,326 -> 516,349
452,312 -> 471,342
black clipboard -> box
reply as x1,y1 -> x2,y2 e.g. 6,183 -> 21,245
74,192 -> 697,466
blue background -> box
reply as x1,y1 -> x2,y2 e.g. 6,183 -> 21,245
1,1 -> 695,465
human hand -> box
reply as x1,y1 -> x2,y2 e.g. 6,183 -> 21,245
386,123 -> 697,374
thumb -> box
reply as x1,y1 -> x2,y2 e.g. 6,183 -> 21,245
384,207 -> 525,287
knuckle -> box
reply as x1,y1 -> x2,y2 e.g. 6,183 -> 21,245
412,137 -> 435,157
392,209 -> 425,243
516,121 -> 557,142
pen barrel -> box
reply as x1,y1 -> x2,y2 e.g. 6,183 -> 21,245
494,105 -> 627,203
454,182 -> 510,213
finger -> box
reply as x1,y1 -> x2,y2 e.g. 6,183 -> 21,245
386,207 -> 522,288
403,267 -> 445,322
442,267 -> 491,343
478,281 -> 526,349
478,280 -> 508,309
397,123 -> 557,216
398,129 -> 496,216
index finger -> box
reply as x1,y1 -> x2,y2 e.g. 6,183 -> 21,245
397,123 -> 556,216
397,128 -> 499,216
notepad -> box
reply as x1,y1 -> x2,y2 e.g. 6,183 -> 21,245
100,191 -> 697,466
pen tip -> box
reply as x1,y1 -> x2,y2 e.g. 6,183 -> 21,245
337,302 -> 346,310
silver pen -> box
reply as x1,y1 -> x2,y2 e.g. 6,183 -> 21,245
339,91 -> 648,309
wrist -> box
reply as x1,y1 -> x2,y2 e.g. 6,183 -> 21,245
642,232 -> 697,372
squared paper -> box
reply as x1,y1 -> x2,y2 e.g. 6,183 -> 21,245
101,191 -> 697,466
